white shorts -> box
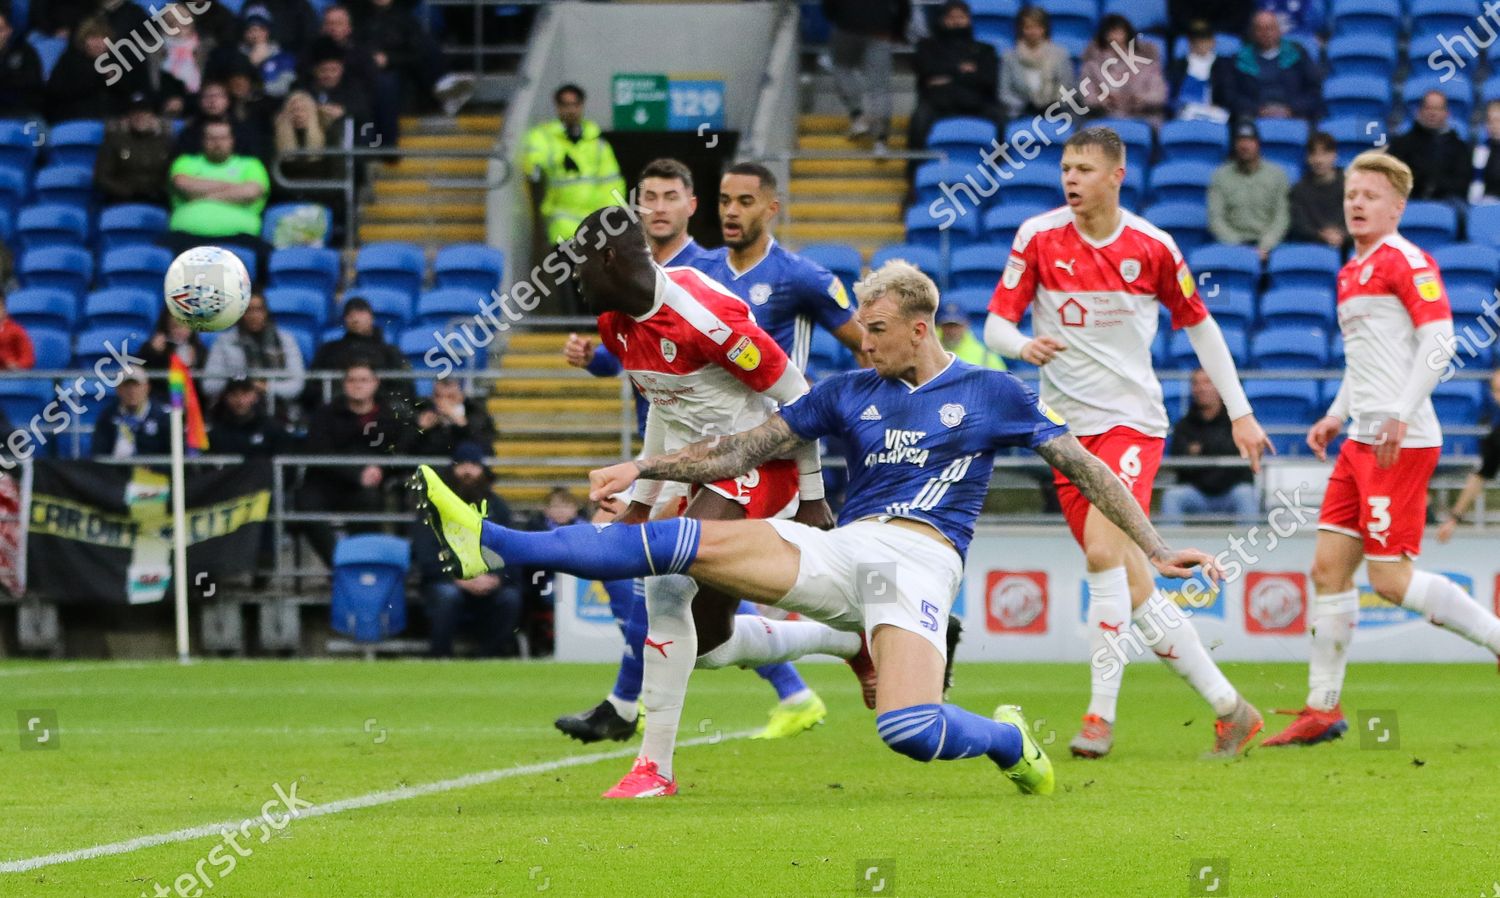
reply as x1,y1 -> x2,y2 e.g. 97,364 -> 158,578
764,518 -> 963,659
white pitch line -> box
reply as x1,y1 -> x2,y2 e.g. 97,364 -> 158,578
0,662 -> 154,678
0,729 -> 753,874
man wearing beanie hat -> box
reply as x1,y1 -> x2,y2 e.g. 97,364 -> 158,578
1208,119 -> 1290,261
302,296 -> 411,412
97,90 -> 173,205
908,2 -> 1001,164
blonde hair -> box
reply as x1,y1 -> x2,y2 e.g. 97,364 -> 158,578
275,91 -> 326,157
854,260 -> 940,319
1348,151 -> 1413,199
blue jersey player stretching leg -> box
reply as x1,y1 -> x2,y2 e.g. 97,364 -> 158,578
416,261 -> 1218,797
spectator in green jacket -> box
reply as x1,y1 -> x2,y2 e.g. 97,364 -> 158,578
165,117 -> 273,274
937,302 -> 1005,370
1208,120 -> 1290,262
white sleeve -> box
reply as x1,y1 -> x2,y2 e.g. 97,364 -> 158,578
633,403 -> 665,507
1184,317 -> 1252,420
1324,379 -> 1350,421
760,365 -> 824,500
1397,319 -> 1455,422
984,312 -> 1030,358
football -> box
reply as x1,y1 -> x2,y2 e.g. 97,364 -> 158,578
163,245 -> 252,332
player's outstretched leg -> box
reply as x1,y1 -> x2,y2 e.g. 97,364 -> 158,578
1398,569 -> 1500,659
555,578 -> 644,743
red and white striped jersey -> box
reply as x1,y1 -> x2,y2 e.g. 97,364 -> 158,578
597,266 -> 791,451
1336,232 -> 1451,448
989,206 -> 1209,437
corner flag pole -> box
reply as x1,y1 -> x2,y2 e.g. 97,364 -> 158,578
170,405 -> 191,664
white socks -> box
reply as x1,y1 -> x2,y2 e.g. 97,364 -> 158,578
697,615 -> 861,670
638,574 -> 699,780
1085,566 -> 1131,722
605,693 -> 638,721
1307,589 -> 1358,711
1403,570 -> 1500,653
1133,591 -> 1239,716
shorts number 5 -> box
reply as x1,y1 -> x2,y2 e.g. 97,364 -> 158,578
920,600 -> 940,631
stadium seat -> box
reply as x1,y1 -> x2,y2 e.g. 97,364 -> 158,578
44,119 -> 104,168
1402,73 -> 1473,123
805,326 -> 853,377
73,326 -> 149,371
1400,201 -> 1461,249
1330,0 -> 1402,37
5,287 -> 77,332
1003,163 -> 1064,208
1432,379 -> 1484,424
1141,203 -> 1209,253
1189,244 -> 1261,297
926,116 -> 998,167
0,119 -> 40,172
1467,205 -> 1500,249
1159,377 -> 1188,421
219,244 -> 260,284
1168,325 -> 1248,369
1004,116 -> 1074,170
946,287 -> 995,327
264,286 -> 329,332
949,245 -> 1006,290
905,204 -> 981,251
98,203 -> 168,250
798,243 -> 863,287
1323,75 -> 1393,121
1149,161 -> 1215,205
1319,117 -> 1390,167
29,327 -> 71,370
0,379 -> 53,427
330,534 -> 410,642
1410,0 -> 1482,39
415,287 -> 485,328
1406,34 -> 1448,71
1266,244 -> 1341,292
32,164 -> 94,209
914,161 -> 975,211
83,288 -> 157,332
1243,379 -> 1320,423
344,286 -> 412,333
1092,118 -> 1153,163
971,0 -> 1019,53
268,246 -> 342,294
1159,120 -> 1229,165
1255,118 -> 1309,181
1258,287 -> 1337,329
1250,326 -> 1330,368
1101,0 -> 1165,30
1202,290 -> 1256,332
1118,166 -> 1146,209
981,205 -> 1043,253
400,326 -> 475,371
870,244 -> 943,282
433,243 -> 505,293
354,241 -> 426,300
1448,286 -> 1496,337
1432,244 -> 1498,293
100,245 -> 173,293
1445,433 -> 1481,456
17,246 -> 92,298
1035,0 -> 1094,47
282,326 -> 316,367
1326,33 -> 1399,80
27,33 -> 66,80
15,203 -> 88,251
0,164 -> 27,209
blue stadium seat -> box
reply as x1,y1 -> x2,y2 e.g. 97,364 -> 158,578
218,244 -> 259,284
1401,201 -> 1461,249
805,326 -> 853,377
100,245 -> 173,293
981,205 -> 1045,252
1411,0 -> 1482,39
5,287 -> 77,332
1326,34 -> 1399,80
0,164 -> 27,208
1119,166 -> 1146,209
905,205 -> 981,250
354,241 -> 426,300
1330,0 -> 1402,37
1467,205 -> 1500,249
1266,244 -> 1341,292
0,119 -> 40,172
45,119 -> 105,168
17,246 -> 92,298
1323,75 -> 1393,121
798,243 -> 863,287
1035,0 -> 1094,47
1405,35 -> 1448,70
83,288 -> 157,331
27,33 -> 66,80
1432,244 -> 1498,293
1448,286 -> 1495,336
1432,379 -> 1484,423
98,203 -> 168,250
1168,325 -> 1249,368
415,287 -> 485,328
1101,0 -> 1165,30
945,287 -> 994,325
344,287 -> 412,333
1244,379 -> 1321,423
0,380 -> 53,427
1402,73 -> 1473,123
73,326 -> 149,371
1141,203 -> 1209,254
268,246 -> 341,294
1251,326 -> 1330,368
15,203 -> 88,251
1319,117 -> 1390,166
1483,74 -> 1500,106
281,326 -> 316,367
1256,118 -> 1310,181
1259,287 -> 1337,329
1202,290 -> 1256,331
264,286 -> 329,332
1004,116 -> 1075,170
330,534 -> 409,642
870,244 -> 944,282
1004,163 -> 1064,207
28,327 -> 71,370
1092,118 -> 1153,163
1189,244 -> 1261,297
1159,377 -> 1187,421
32,164 -> 94,209
914,161 -> 975,210
1149,161 -> 1216,205
949,245 -> 1006,290
1159,120 -> 1229,165
433,243 -> 505,293
971,0 -> 1019,53
926,116 -> 998,166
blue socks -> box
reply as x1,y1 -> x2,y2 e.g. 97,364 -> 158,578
610,579 -> 648,703
479,518 -> 700,580
876,703 -> 1023,767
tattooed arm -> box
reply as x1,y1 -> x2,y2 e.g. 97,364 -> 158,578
1033,432 -> 1217,578
587,415 -> 808,501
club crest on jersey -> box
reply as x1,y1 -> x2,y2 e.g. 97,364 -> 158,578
828,278 -> 851,309
749,284 -> 772,305
727,335 -> 761,371
1119,258 -> 1140,283
1414,271 -> 1441,301
1359,263 -> 1374,285
1002,255 -> 1024,289
939,403 -> 966,428
659,338 -> 677,362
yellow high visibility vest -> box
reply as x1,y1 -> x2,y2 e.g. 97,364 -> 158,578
520,118 -> 627,244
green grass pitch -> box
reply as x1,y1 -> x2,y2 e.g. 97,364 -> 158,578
3,659 -> 1497,897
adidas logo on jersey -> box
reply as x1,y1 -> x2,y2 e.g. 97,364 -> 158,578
860,405 -> 882,421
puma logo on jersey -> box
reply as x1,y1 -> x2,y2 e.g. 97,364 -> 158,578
616,333 -> 628,349
1055,258 -> 1076,275
860,405 -> 882,421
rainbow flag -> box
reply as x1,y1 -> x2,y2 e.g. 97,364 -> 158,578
167,355 -> 209,454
